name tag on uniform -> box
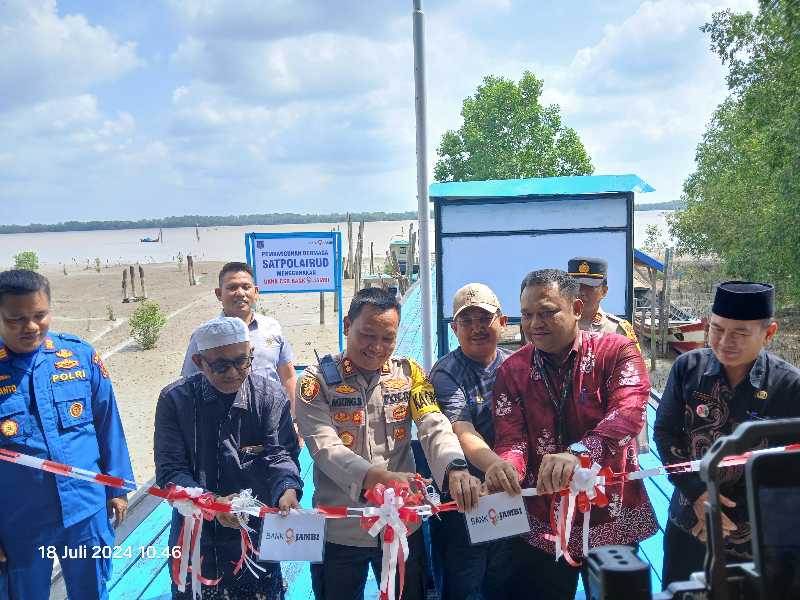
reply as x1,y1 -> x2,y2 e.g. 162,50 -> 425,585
259,512 -> 325,563
465,492 -> 529,545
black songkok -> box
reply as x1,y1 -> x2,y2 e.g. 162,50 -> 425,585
712,281 -> 774,320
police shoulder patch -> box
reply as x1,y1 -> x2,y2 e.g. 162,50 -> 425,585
300,376 -> 321,403
407,357 -> 440,423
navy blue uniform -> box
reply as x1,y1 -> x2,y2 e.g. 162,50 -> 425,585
428,347 -> 515,600
0,334 -> 134,600
654,348 -> 800,587
154,372 -> 302,598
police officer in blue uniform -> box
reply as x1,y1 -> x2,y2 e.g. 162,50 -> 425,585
0,269 -> 134,599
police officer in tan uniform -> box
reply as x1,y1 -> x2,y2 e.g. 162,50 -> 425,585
296,287 -> 481,600
567,257 -> 649,452
567,257 -> 639,344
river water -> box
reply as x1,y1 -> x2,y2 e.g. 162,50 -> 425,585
0,212 -> 673,268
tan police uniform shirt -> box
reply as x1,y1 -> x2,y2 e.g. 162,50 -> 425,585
581,308 -> 650,453
295,353 -> 465,547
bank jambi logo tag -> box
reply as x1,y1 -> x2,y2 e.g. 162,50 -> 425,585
285,528 -> 295,545
488,508 -> 498,526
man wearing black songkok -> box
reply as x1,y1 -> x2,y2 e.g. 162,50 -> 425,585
654,281 -> 800,587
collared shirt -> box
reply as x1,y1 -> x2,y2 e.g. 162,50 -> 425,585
493,331 -> 658,558
430,347 -> 512,472
295,353 -> 464,547
654,348 -> 800,557
0,334 -> 133,532
182,312 -> 293,382
155,372 -> 302,581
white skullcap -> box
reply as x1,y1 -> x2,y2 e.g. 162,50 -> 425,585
194,316 -> 249,352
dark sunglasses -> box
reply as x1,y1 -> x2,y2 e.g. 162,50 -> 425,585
202,352 -> 254,374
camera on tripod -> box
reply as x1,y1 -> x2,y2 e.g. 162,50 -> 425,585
585,418 -> 800,600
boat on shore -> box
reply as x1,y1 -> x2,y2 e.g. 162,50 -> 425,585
633,248 -> 706,354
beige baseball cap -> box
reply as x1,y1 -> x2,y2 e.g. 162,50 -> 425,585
452,283 -> 501,319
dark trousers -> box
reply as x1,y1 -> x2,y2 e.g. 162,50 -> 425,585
662,520 -> 707,589
310,529 -> 426,600
430,510 -> 515,600
507,537 -> 584,600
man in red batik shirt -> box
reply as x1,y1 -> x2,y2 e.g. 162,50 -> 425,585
486,269 -> 658,600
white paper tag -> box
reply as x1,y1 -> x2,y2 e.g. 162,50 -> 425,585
258,512 -> 326,562
465,492 -> 530,545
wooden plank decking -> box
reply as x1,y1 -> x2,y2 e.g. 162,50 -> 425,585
77,279 -> 670,599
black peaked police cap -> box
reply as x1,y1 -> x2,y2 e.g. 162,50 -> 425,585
567,257 -> 607,287
712,281 -> 774,320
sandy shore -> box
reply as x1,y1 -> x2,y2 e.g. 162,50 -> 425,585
43,260 -> 357,484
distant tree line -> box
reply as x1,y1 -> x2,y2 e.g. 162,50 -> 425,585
0,211 -> 420,235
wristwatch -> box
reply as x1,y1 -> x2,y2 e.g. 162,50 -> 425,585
442,458 -> 468,493
567,442 -> 589,457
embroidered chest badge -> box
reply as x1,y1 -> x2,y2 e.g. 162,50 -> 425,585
55,349 -> 73,359
335,384 -> 358,394
69,402 -> 84,418
339,431 -> 355,447
392,405 -> 408,420
55,359 -> 80,370
0,419 -> 19,437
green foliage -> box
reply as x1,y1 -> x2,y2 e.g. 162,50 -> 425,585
106,303 -> 116,322
434,71 -> 594,182
14,251 -> 39,271
671,1 -> 800,305
642,225 -> 668,253
129,301 -> 166,350
94,258 -> 101,273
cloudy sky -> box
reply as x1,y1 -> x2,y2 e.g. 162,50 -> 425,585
1,0 -> 757,225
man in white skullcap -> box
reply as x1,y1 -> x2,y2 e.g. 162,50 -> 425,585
155,317 -> 303,599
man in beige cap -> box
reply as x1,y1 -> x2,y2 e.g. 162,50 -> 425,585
296,288 -> 480,600
428,283 -> 520,600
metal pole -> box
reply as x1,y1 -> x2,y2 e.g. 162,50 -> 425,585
413,0 -> 434,370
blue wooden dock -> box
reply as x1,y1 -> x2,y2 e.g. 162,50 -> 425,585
77,280 -> 669,599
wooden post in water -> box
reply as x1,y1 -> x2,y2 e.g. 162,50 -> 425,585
406,231 -> 417,279
138,265 -> 147,299
649,266 -> 658,371
129,265 -> 137,298
354,220 -> 365,292
187,255 -> 196,286
370,242 -> 374,275
659,248 -> 674,357
320,293 -> 325,325
345,213 -> 353,279
122,269 -> 130,303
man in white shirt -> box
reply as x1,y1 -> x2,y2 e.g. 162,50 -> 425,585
182,262 -> 297,413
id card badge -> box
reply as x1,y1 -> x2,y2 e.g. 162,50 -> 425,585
259,511 -> 326,563
465,492 -> 530,545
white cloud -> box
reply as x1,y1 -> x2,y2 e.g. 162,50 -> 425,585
0,0 -> 141,112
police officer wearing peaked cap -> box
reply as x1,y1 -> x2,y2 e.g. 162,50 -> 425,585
0,269 -> 134,600
567,256 -> 640,346
654,281 -> 800,588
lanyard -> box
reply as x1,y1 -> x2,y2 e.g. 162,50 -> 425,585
533,348 -> 576,447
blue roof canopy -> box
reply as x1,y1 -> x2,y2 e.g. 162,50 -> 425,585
429,174 -> 654,200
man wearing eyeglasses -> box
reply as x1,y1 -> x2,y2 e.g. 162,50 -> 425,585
428,283 -> 519,600
155,316 -> 302,599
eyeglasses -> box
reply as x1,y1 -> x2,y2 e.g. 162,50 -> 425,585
202,352 -> 254,374
454,313 -> 499,328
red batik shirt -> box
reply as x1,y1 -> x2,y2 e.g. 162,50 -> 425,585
493,330 -> 658,558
